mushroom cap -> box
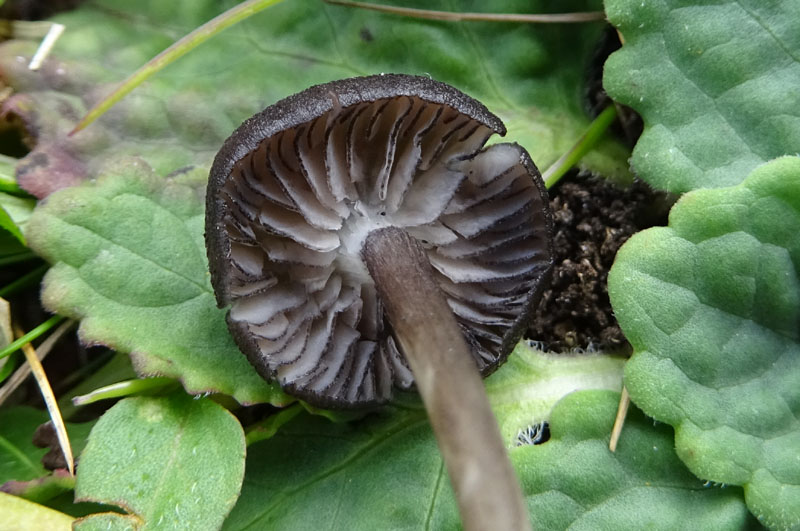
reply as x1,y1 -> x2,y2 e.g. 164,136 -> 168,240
206,74 -> 554,408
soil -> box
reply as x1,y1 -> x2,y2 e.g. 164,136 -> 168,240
528,174 -> 671,353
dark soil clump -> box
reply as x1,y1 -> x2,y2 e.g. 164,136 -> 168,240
529,175 -> 670,353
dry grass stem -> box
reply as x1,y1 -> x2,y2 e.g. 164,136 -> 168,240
4,321 -> 76,475
325,0 -> 606,23
609,386 -> 630,452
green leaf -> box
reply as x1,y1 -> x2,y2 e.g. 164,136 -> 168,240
224,387 -> 755,529
513,391 -> 754,530
25,160 -> 288,406
0,491 -> 73,530
0,154 -> 28,195
608,156 -> 800,529
43,493 -> 123,520
0,407 -> 49,483
225,346 -> 623,529
1,470 -> 75,504
74,513 -> 140,531
0,406 -> 94,488
75,393 -> 246,530
0,188 -> 34,258
0,0 -> 629,198
603,0 -> 800,193
485,341 -> 624,443
225,348 -> 746,529
0,192 -> 34,244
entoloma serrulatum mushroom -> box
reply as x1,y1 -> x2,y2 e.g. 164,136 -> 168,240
206,74 -> 553,531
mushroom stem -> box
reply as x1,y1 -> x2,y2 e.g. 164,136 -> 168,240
363,226 -> 531,531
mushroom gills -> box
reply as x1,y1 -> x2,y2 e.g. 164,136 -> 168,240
208,75 -> 553,407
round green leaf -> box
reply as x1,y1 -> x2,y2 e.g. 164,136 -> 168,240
75,393 -> 245,530
513,391 -> 754,531
609,156 -> 800,529
24,161 -> 288,405
604,0 -> 800,193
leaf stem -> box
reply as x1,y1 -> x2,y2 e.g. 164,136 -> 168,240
0,264 -> 47,298
0,314 -> 65,360
542,104 -> 618,189
70,0 -> 287,135
245,403 -> 304,446
324,0 -> 606,23
71,377 -> 179,406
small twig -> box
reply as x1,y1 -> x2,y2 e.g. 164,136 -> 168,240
324,0 -> 606,23
13,322 -> 75,476
609,386 -> 630,452
28,23 -> 65,71
0,319 -> 75,406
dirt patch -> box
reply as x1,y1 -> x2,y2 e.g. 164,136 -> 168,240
528,174 -> 671,353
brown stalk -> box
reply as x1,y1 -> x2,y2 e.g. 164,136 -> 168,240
363,226 -> 531,531
325,0 -> 606,23
609,385 -> 630,452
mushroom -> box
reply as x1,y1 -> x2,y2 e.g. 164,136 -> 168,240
206,74 -> 553,531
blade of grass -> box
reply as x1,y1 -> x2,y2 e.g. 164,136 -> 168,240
57,351 -> 135,420
0,350 -> 21,385
0,154 -> 32,198
71,377 -> 179,406
0,314 -> 65,360
0,296 -> 11,379
542,104 -> 618,189
70,0 -> 287,135
324,0 -> 606,23
0,319 -> 74,406
0,264 -> 48,298
0,252 -> 39,266
0,205 -> 25,244
13,323 -> 74,476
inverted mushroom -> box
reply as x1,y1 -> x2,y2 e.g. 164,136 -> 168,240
206,74 -> 553,531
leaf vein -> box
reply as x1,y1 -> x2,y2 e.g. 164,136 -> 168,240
49,214 -> 209,294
